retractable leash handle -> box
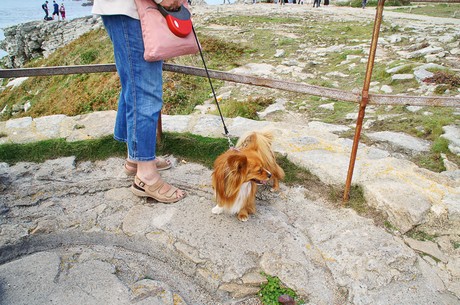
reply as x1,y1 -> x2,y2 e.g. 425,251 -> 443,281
157,4 -> 192,38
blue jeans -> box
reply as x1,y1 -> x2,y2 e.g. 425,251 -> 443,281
102,15 -> 163,161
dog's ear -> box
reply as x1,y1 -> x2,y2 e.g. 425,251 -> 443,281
227,154 -> 247,174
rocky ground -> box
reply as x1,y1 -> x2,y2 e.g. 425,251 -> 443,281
0,3 -> 460,305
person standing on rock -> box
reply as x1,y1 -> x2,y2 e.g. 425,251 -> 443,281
59,3 -> 66,20
42,1 -> 49,20
91,0 -> 186,203
52,1 -> 60,20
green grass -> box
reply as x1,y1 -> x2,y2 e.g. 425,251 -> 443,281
384,221 -> 400,232
259,273 -> 305,305
337,0 -> 410,8
0,136 -> 126,164
392,4 -> 460,19
0,132 -> 368,214
211,96 -> 275,120
0,132 -> 319,184
406,229 -> 438,242
0,30 -> 248,121
156,132 -> 231,169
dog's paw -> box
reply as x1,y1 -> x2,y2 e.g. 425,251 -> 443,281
212,205 -> 224,214
237,213 -> 249,222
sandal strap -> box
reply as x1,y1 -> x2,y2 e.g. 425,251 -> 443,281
146,178 -> 178,198
134,176 -> 181,202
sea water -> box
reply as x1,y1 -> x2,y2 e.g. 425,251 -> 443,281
0,0 -> 94,57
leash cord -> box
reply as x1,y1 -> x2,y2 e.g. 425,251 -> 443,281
191,25 -> 234,148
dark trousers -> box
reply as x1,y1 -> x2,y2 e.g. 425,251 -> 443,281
313,0 -> 320,7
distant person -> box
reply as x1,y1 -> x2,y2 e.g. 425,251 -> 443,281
324,0 -> 329,5
223,0 -> 230,3
362,0 -> 367,8
42,1 -> 49,20
278,0 -> 285,5
52,1 -> 60,20
60,3 -> 66,20
313,0 -> 320,7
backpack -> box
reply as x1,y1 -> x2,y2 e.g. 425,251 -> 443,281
42,4 -> 46,9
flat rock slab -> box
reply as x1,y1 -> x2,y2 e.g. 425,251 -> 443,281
0,157 -> 452,304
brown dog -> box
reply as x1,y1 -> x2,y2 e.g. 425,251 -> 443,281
211,131 -> 285,221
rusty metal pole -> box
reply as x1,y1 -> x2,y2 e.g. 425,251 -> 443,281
343,0 -> 386,204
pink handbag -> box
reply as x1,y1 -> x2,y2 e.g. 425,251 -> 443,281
134,0 -> 199,62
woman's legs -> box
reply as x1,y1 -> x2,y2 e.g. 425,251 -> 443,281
102,15 -> 184,201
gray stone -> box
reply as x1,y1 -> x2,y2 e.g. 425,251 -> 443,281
274,49 -> 285,58
162,114 -> 191,133
5,116 -> 33,129
34,114 -> 67,139
417,63 -> 447,71
443,194 -> 460,222
414,69 -> 434,82
367,131 -> 431,156
229,63 -> 275,77
218,283 -> 260,299
1,16 -> 102,68
380,85 -> 393,93
406,106 -> 423,113
404,237 -> 448,263
34,156 -> 76,180
0,252 -> 61,304
386,64 -> 411,74
308,121 -> 350,133
391,74 -> 414,81
229,116 -> 271,137
441,125 -> 460,155
257,99 -> 287,118
406,46 -> 444,59
318,102 -> 335,111
364,180 -> 431,233
6,77 -> 28,88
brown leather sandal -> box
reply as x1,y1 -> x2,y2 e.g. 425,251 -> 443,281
124,157 -> 172,176
130,176 -> 186,203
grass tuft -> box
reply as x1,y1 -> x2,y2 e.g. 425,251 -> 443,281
0,135 -> 126,164
406,229 -> 438,242
259,273 -> 305,305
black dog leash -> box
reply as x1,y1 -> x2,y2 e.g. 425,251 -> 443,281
159,4 -> 234,148
191,25 -> 234,148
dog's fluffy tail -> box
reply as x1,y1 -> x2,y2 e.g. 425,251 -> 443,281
236,130 -> 285,181
236,130 -> 274,151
